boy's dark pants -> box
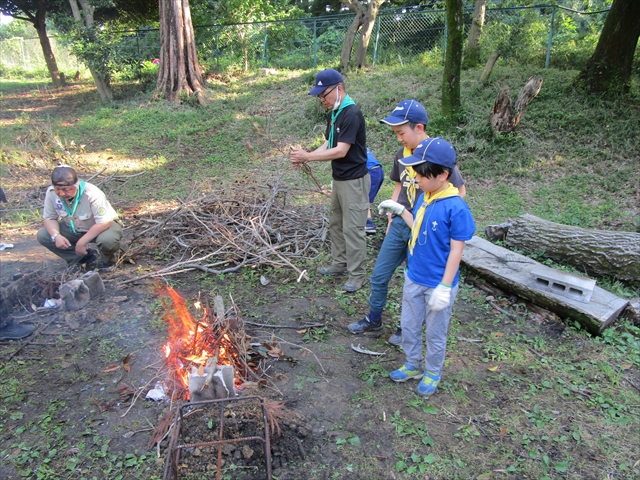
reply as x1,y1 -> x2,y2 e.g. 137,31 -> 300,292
36,221 -> 122,265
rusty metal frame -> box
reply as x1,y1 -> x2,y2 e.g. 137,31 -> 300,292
162,396 -> 272,480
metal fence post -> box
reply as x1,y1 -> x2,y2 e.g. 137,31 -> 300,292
262,23 -> 268,68
545,6 -> 556,69
443,12 -> 448,62
372,16 -> 381,67
20,37 -> 26,70
313,20 -> 317,69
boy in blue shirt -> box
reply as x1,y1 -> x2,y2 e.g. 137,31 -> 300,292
365,148 -> 384,234
378,138 -> 475,397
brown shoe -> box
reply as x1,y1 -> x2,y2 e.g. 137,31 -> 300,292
319,264 -> 347,276
342,276 -> 367,292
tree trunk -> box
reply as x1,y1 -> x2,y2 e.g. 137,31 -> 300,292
157,0 -> 206,103
441,0 -> 464,120
500,214 -> 640,282
354,0 -> 384,69
479,49 -> 500,83
490,76 -> 542,134
339,0 -> 365,72
575,0 -> 640,94
33,12 -> 62,87
462,0 -> 486,69
69,0 -> 113,102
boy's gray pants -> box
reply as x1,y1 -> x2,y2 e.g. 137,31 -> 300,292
400,272 -> 459,375
36,221 -> 122,265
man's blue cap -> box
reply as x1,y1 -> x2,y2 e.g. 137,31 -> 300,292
380,100 -> 428,126
308,69 -> 343,96
399,138 -> 456,169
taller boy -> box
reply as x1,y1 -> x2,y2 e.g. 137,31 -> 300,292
348,100 -> 466,342
290,69 -> 370,292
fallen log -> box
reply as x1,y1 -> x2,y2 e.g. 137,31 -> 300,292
461,236 -> 628,334
499,214 -> 640,282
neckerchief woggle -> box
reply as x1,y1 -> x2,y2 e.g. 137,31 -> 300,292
326,94 -> 356,149
58,180 -> 86,234
408,182 -> 459,255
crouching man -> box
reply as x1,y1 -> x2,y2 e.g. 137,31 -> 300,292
36,165 -> 122,270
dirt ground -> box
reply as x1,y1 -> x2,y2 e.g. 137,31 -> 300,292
1,83 -> 638,480
3,225 -> 625,480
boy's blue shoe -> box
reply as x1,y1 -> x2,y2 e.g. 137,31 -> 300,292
390,363 -> 423,382
415,371 -> 441,397
365,218 -> 376,234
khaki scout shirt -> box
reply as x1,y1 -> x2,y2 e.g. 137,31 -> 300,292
43,181 -> 118,233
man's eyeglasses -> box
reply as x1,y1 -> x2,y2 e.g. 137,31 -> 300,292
318,85 -> 338,101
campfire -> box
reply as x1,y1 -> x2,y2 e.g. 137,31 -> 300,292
160,286 -> 250,401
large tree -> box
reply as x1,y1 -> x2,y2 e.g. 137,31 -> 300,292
157,0 -> 206,103
339,0 -> 384,71
575,0 -> 640,93
442,0 -> 463,119
0,0 -> 63,86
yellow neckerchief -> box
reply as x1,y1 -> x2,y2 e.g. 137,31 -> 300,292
408,182 -> 459,255
402,147 -> 420,208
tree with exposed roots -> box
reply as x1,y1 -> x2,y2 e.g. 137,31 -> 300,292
442,0 -> 463,120
575,0 -> 640,94
0,0 -> 63,86
157,0 -> 206,104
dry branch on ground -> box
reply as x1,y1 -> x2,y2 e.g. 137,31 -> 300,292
123,170 -> 328,282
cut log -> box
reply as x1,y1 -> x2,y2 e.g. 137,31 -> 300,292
461,236 -> 629,334
503,214 -> 640,282
490,76 -> 542,134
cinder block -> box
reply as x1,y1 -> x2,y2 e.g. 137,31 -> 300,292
530,267 -> 596,303
60,279 -> 91,311
79,271 -> 105,298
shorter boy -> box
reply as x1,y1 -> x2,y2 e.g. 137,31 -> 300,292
378,138 -> 475,397
365,148 -> 384,234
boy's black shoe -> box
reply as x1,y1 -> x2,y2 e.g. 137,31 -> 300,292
348,316 -> 382,334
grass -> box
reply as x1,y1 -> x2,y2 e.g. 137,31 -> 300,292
1,63 -> 639,479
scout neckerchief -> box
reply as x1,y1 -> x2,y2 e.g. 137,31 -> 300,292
408,182 -> 459,255
402,146 -> 420,208
58,180 -> 86,234
326,94 -> 356,150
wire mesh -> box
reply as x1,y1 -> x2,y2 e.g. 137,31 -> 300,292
0,6 -> 612,75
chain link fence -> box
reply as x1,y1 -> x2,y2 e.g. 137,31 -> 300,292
0,5 -> 613,77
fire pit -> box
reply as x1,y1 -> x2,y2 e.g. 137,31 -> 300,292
163,396 -> 272,480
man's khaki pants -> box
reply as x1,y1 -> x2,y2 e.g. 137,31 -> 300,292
328,173 -> 370,280
36,221 -> 123,265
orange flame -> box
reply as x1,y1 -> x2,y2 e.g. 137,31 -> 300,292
159,286 -> 240,400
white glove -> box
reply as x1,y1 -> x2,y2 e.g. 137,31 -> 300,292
428,283 -> 452,311
378,200 -> 405,216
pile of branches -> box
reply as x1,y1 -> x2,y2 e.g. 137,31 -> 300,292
124,170 -> 328,283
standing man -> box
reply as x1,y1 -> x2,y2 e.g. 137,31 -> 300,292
37,165 -> 122,270
290,69 -> 370,292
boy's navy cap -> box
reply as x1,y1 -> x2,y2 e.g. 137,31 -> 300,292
308,69 -> 343,96
380,100 -> 428,126
399,138 -> 456,169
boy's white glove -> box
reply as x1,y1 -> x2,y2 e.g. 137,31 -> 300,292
378,200 -> 405,216
428,283 -> 451,311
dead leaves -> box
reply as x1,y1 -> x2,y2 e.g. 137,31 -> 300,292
101,353 -> 134,374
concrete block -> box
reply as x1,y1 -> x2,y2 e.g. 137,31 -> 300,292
60,279 -> 91,311
530,266 -> 596,303
79,271 -> 105,298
